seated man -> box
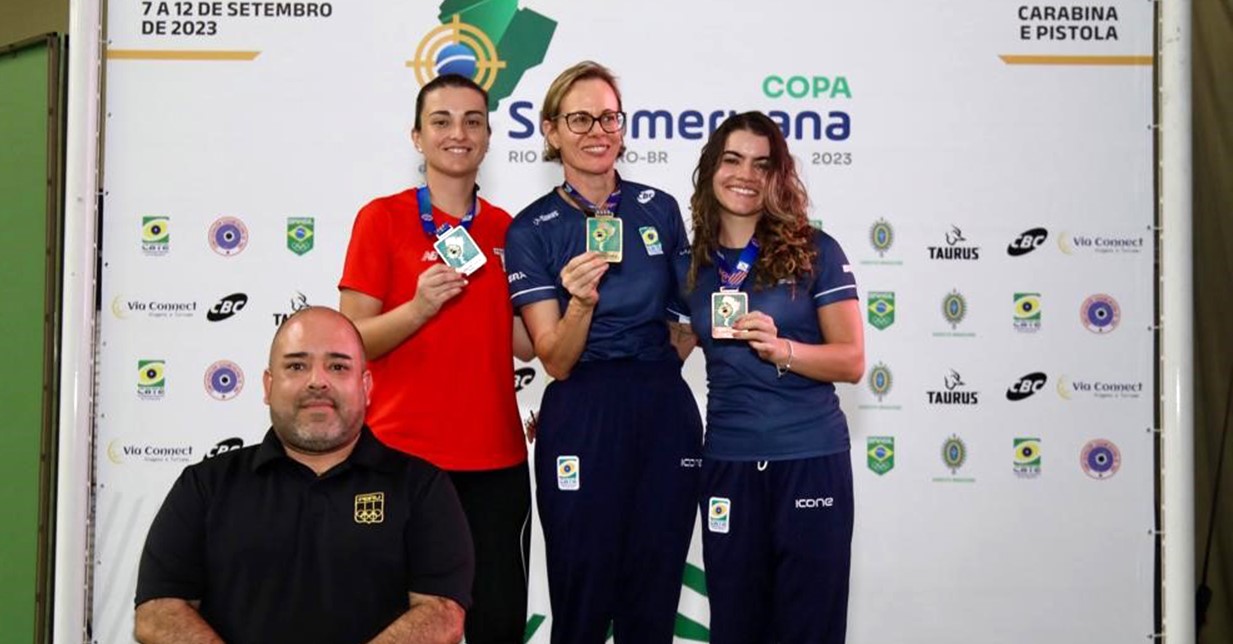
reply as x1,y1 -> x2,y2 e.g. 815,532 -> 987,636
134,306 -> 474,644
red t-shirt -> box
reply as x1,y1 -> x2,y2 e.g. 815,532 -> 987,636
339,189 -> 526,471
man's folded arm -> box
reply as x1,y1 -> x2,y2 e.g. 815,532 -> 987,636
134,598 -> 223,644
367,592 -> 465,644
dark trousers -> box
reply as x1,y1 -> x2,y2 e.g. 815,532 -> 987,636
700,452 -> 854,644
535,359 -> 703,644
448,462 -> 532,644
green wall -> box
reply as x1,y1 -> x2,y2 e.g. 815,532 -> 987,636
0,0 -> 68,47
0,37 -> 59,643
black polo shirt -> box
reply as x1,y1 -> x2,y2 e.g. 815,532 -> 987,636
136,426 -> 474,644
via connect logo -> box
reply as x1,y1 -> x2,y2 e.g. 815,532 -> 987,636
408,0 -> 557,110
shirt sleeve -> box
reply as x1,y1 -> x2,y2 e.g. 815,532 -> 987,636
504,217 -> 560,311
403,470 -> 475,609
812,232 -> 858,308
338,199 -> 392,301
135,468 -> 209,606
664,196 -> 692,323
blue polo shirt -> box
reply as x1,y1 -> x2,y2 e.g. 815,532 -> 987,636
675,229 -> 858,460
505,180 -> 688,363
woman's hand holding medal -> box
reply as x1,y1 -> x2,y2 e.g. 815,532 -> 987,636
411,263 -> 467,319
734,310 -> 791,365
561,251 -> 609,309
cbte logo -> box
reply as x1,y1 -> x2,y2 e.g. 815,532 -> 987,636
1013,292 -> 1042,333
408,2 -> 557,111
137,359 -> 166,401
141,216 -> 170,256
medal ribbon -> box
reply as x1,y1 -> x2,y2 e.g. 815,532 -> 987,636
561,179 -> 621,217
417,185 -> 478,238
714,237 -> 760,291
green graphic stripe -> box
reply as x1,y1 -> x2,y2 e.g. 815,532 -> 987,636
674,613 -> 710,641
681,562 -> 708,596
523,613 -> 545,642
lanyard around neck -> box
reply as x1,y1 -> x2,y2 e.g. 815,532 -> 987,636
561,179 -> 621,217
714,237 -> 759,291
417,185 -> 478,238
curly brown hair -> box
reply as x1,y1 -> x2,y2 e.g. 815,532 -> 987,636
687,111 -> 816,292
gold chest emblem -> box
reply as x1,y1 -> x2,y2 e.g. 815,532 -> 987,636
354,491 -> 385,524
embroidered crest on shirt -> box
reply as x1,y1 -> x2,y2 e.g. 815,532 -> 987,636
708,497 -> 731,533
354,492 -> 385,524
557,456 -> 580,491
639,226 -> 663,256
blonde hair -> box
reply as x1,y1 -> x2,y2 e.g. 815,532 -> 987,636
539,61 -> 623,162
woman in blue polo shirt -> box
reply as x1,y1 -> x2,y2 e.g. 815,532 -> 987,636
504,61 -> 702,644
675,111 -> 865,644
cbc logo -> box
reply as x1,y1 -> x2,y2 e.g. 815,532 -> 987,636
1006,372 -> 1048,401
1008,228 -> 1049,256
208,293 -> 248,322
514,367 -> 535,392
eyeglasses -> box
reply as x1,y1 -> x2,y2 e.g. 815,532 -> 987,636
555,110 -> 626,134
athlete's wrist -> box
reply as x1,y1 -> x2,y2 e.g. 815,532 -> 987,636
775,339 -> 794,378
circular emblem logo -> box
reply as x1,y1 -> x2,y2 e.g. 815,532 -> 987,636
1080,439 -> 1121,479
869,218 -> 894,256
410,15 -> 507,91
942,290 -> 967,328
1080,294 -> 1121,333
204,360 -> 245,401
868,363 -> 893,401
942,435 -> 967,473
208,216 -> 249,256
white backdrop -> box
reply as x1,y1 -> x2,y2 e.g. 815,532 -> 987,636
95,1 -> 1156,642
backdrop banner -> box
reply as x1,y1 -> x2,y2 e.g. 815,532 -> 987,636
96,1 -> 1155,641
